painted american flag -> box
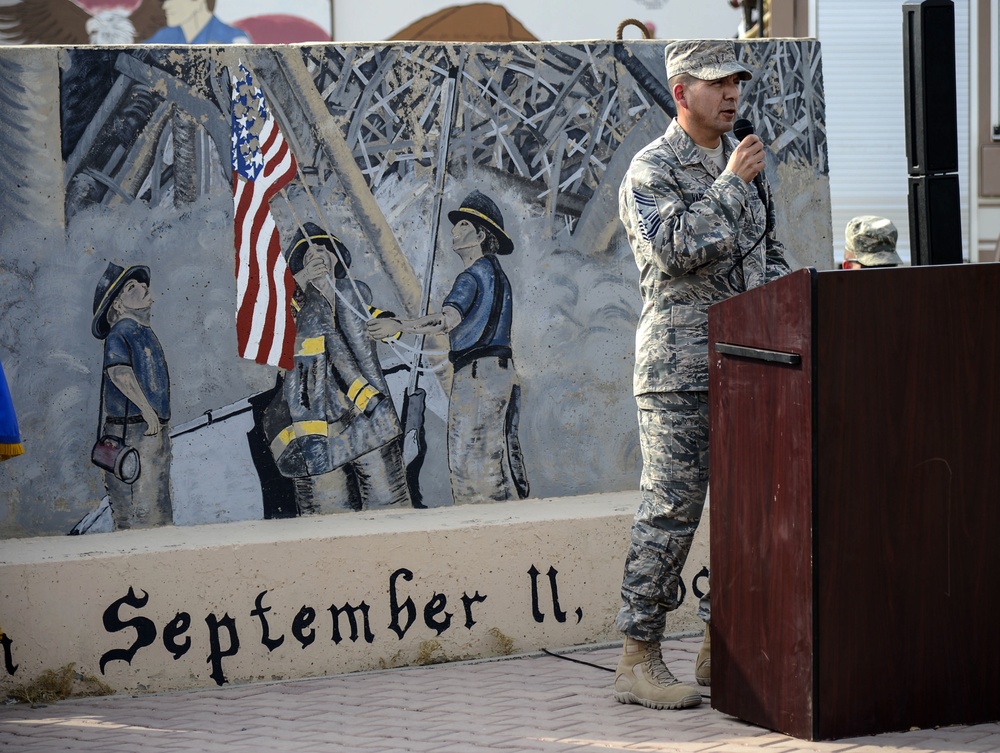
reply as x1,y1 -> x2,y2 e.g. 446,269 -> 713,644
231,63 -> 298,370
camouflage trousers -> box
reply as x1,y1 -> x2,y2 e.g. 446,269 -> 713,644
616,391 -> 710,642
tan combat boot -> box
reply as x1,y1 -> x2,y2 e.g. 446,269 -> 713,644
614,636 -> 702,709
694,623 -> 711,686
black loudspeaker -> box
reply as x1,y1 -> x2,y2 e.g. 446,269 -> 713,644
902,0 -> 959,176
907,174 -> 963,266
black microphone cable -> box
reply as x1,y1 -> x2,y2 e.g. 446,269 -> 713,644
726,118 -> 772,292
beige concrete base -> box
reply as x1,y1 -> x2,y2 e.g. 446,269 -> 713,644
0,492 -> 709,695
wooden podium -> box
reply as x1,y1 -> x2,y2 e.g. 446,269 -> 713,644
707,264 -> 1000,740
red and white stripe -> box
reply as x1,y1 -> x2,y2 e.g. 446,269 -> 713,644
233,115 -> 298,370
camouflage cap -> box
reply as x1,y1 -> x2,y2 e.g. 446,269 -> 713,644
844,216 -> 903,267
665,39 -> 753,82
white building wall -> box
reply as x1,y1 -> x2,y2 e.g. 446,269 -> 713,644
975,0 -> 1000,261
812,0 -> 971,263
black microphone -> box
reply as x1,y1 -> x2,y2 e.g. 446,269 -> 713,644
732,118 -> 771,233
733,117 -> 754,142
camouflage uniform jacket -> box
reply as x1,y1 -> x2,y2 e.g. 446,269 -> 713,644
619,119 -> 791,396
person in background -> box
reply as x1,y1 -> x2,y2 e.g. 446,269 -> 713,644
842,216 -> 904,269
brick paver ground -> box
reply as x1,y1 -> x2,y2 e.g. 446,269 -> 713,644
1,636 -> 998,752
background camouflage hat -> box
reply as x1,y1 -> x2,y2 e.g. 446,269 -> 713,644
665,39 -> 753,82
844,215 -> 903,267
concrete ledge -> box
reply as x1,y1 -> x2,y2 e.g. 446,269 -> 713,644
0,493 -> 708,695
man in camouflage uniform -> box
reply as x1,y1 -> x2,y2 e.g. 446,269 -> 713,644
614,39 -> 791,710
842,216 -> 903,269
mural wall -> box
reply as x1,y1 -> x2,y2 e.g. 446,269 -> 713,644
0,39 -> 831,538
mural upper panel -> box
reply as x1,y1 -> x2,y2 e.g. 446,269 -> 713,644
0,39 -> 831,537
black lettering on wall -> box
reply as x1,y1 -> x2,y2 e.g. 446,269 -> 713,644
100,587 -> 157,674
328,602 -> 375,644
529,565 -> 572,624
546,566 -> 568,623
251,590 -> 285,652
163,612 -> 192,660
292,606 -> 316,648
692,566 -> 710,599
388,568 -> 416,640
461,591 -> 487,629
205,613 -> 240,686
423,593 -> 452,636
528,565 -> 545,623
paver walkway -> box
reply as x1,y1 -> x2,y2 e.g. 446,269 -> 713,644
2,636 -> 998,752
